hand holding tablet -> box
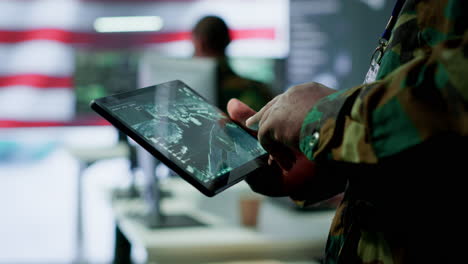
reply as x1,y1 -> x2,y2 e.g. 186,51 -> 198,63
90,80 -> 268,196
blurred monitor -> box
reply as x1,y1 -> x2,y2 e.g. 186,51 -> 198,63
136,54 -> 221,224
73,50 -> 139,121
136,54 -> 219,185
139,54 -> 218,106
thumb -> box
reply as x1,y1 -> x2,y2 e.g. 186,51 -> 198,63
227,98 -> 257,126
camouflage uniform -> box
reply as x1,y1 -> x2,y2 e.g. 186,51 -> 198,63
216,58 -> 273,112
297,0 -> 468,263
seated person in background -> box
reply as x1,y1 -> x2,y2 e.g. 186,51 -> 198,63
191,15 -> 274,112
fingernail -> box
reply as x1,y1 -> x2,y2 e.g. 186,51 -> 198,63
247,123 -> 259,130
246,117 -> 259,130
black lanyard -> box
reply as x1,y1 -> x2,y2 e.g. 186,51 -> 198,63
371,0 -> 407,65
365,0 -> 407,83
382,0 -> 407,41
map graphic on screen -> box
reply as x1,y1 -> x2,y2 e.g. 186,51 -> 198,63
105,82 -> 266,183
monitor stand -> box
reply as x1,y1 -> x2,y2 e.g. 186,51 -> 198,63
122,175 -> 206,228
134,146 -> 205,229
137,181 -> 206,229
145,212 -> 206,229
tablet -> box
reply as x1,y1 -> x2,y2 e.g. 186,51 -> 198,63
90,80 -> 268,197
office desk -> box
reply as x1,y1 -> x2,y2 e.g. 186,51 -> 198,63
0,126 -> 123,263
111,180 -> 334,264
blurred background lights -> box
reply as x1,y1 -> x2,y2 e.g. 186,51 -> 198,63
94,16 -> 164,33
360,0 -> 386,10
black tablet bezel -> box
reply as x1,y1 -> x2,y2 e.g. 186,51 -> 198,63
90,80 -> 268,197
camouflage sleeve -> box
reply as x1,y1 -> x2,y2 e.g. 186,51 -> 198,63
299,0 -> 468,163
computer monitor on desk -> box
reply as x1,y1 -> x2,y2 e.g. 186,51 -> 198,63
133,55 -> 218,228
139,55 -> 218,105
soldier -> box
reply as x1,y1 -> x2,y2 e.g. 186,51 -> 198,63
191,15 -> 273,112
228,0 -> 467,263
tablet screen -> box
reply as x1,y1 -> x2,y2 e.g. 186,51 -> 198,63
98,81 -> 267,186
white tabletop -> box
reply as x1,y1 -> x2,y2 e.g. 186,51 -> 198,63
111,179 -> 335,264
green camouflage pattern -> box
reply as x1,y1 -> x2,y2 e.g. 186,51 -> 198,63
216,58 -> 273,112
300,0 -> 467,163
298,0 -> 468,263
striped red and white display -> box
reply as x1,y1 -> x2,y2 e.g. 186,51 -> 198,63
0,0 -> 289,127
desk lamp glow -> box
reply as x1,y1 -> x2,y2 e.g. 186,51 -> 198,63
94,16 -> 164,33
